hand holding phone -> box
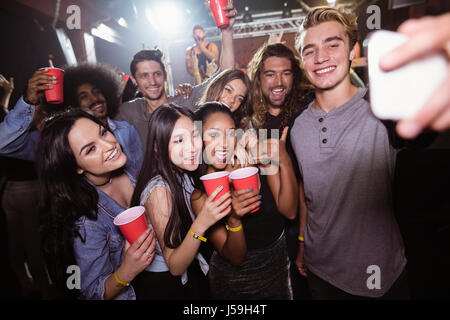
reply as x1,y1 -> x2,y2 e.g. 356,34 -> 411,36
367,30 -> 447,120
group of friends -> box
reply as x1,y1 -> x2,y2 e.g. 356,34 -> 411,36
0,2 -> 449,300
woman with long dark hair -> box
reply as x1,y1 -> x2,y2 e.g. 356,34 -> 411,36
191,102 -> 297,299
37,109 -> 155,300
130,103 -> 231,299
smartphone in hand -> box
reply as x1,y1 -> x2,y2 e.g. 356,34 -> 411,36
367,30 -> 447,120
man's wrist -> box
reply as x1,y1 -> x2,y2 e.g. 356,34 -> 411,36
23,95 -> 34,105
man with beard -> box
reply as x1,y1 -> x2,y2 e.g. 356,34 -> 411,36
186,25 -> 219,84
115,2 -> 238,151
0,63 -> 143,172
246,42 -> 313,300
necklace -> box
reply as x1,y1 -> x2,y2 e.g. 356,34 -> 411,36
94,176 -> 112,187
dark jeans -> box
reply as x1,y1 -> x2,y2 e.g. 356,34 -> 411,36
307,268 -> 410,300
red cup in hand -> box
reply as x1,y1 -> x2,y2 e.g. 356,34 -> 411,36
43,68 -> 64,104
210,0 -> 229,29
230,167 -> 260,213
113,206 -> 148,244
201,171 -> 231,213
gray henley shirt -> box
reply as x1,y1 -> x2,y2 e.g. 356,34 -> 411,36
290,88 -> 407,297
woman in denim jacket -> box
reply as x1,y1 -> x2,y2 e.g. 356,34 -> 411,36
37,109 -> 156,299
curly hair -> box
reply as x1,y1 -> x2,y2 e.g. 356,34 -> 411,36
63,62 -> 122,118
197,69 -> 252,130
247,43 -> 310,130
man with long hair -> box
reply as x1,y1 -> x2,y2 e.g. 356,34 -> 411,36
247,42 -> 312,131
247,42 -> 313,300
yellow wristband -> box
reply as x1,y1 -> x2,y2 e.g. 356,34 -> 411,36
114,271 -> 130,287
193,71 -> 200,75
298,236 -> 305,242
190,229 -> 207,242
226,224 -> 243,232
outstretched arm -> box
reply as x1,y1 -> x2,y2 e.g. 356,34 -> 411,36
0,69 -> 55,159
218,0 -> 237,71
380,13 -> 450,138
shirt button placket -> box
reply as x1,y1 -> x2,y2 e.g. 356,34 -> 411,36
319,117 -> 328,146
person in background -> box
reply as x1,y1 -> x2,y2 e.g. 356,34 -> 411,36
115,0 -> 238,153
197,69 -> 253,130
120,77 -> 138,104
0,64 -> 143,173
186,25 -> 220,84
0,76 -> 53,299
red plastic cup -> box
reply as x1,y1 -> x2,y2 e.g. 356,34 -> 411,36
113,206 -> 148,244
200,171 -> 231,212
43,67 -> 64,104
229,167 -> 260,213
210,0 -> 229,29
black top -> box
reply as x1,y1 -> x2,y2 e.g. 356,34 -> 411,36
193,43 -> 212,80
265,111 -> 303,181
241,172 -> 284,250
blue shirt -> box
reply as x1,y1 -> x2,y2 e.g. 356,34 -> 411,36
0,96 -> 143,172
74,165 -> 139,300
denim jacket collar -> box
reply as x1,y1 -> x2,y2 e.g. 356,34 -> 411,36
91,167 -> 137,219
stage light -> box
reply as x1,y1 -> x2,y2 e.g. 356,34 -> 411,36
91,23 -> 119,44
282,2 -> 292,18
145,3 -> 184,35
327,0 -> 336,7
117,17 -> 128,28
243,6 -> 253,23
